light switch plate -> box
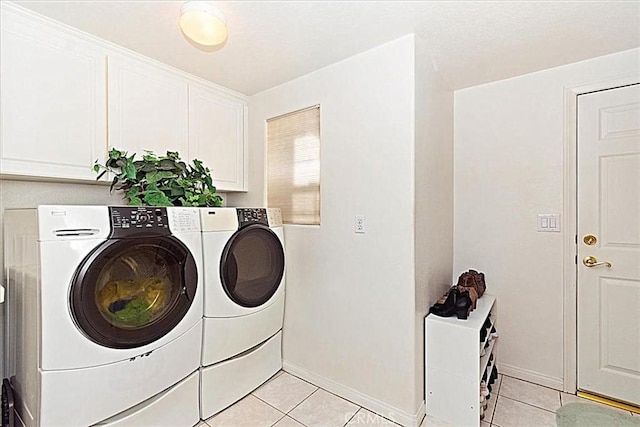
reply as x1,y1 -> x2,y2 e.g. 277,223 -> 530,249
538,214 -> 560,232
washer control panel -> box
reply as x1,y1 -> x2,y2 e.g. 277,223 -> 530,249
109,206 -> 170,238
236,208 -> 269,228
266,208 -> 283,227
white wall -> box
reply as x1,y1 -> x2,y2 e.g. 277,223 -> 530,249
453,48 -> 640,389
229,35 -> 421,423
412,35 -> 454,411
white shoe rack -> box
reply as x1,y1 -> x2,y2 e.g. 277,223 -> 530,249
424,294 -> 497,426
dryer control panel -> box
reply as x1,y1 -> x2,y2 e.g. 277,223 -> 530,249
109,207 -> 170,238
237,208 -> 269,228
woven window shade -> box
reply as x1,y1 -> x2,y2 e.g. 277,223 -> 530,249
267,106 -> 320,225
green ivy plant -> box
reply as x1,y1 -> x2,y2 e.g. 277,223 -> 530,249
94,148 -> 223,207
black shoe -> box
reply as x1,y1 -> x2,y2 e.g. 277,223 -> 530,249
480,326 -> 488,343
484,316 -> 492,329
490,365 -> 498,383
429,288 -> 460,317
454,291 -> 473,319
430,287 -> 474,320
429,287 -> 456,311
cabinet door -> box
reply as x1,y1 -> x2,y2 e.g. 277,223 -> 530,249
108,54 -> 189,159
0,8 -> 107,181
189,85 -> 247,192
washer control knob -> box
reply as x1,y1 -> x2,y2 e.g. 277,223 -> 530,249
137,212 -> 150,224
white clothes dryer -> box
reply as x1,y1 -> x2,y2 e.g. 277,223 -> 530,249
3,205 -> 203,427
199,207 -> 285,419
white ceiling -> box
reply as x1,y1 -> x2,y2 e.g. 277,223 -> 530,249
13,1 -> 640,96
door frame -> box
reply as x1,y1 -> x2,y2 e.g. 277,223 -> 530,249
562,74 -> 640,393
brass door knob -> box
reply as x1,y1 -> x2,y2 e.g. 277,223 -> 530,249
583,256 -> 612,268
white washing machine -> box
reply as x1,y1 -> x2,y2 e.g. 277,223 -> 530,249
3,205 -> 203,427
199,207 -> 285,419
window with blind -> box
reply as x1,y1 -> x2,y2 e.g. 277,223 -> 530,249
267,106 -> 320,225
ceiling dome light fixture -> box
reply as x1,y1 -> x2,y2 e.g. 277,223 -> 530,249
180,1 -> 227,46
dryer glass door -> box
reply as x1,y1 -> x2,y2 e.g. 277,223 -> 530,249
221,224 -> 285,307
70,236 -> 197,349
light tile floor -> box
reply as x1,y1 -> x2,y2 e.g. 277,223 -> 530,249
198,371 -> 639,427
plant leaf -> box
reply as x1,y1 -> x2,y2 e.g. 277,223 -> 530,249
126,187 -> 139,199
99,147 -> 222,208
109,148 -> 124,160
139,162 -> 156,172
158,159 -> 177,170
124,163 -> 137,180
128,196 -> 143,206
170,187 -> 184,196
144,191 -> 173,206
146,170 -> 176,184
142,151 -> 158,163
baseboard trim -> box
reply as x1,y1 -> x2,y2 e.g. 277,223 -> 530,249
499,363 -> 564,391
282,360 -> 424,427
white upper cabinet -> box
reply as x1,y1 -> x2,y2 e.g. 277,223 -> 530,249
189,84 -> 247,192
107,54 -> 189,159
1,3 -> 247,191
0,7 -> 107,181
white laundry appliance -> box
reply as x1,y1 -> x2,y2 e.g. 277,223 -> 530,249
199,207 -> 285,419
3,205 -> 203,427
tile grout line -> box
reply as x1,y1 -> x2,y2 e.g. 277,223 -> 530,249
204,394 -> 286,427
499,374 -> 561,393
251,391 -> 289,416
249,391 -> 309,426
262,401 -> 287,427
490,382 -> 502,427
342,407 -> 359,427
494,375 -> 503,395
286,386 -> 365,426
302,373 -> 408,426
257,371 -> 373,426
483,375 -> 501,424
282,370 -> 397,425
215,371 -> 389,426
285,387 -> 321,424
486,394 -> 498,424
250,371 -> 316,426
495,394 -> 557,415
497,375 -> 561,413
279,372 -> 366,423
283,370 -> 326,389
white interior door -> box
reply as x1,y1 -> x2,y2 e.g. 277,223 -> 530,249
577,84 -> 640,406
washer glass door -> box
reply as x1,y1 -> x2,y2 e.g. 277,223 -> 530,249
221,224 -> 285,308
70,236 -> 197,349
